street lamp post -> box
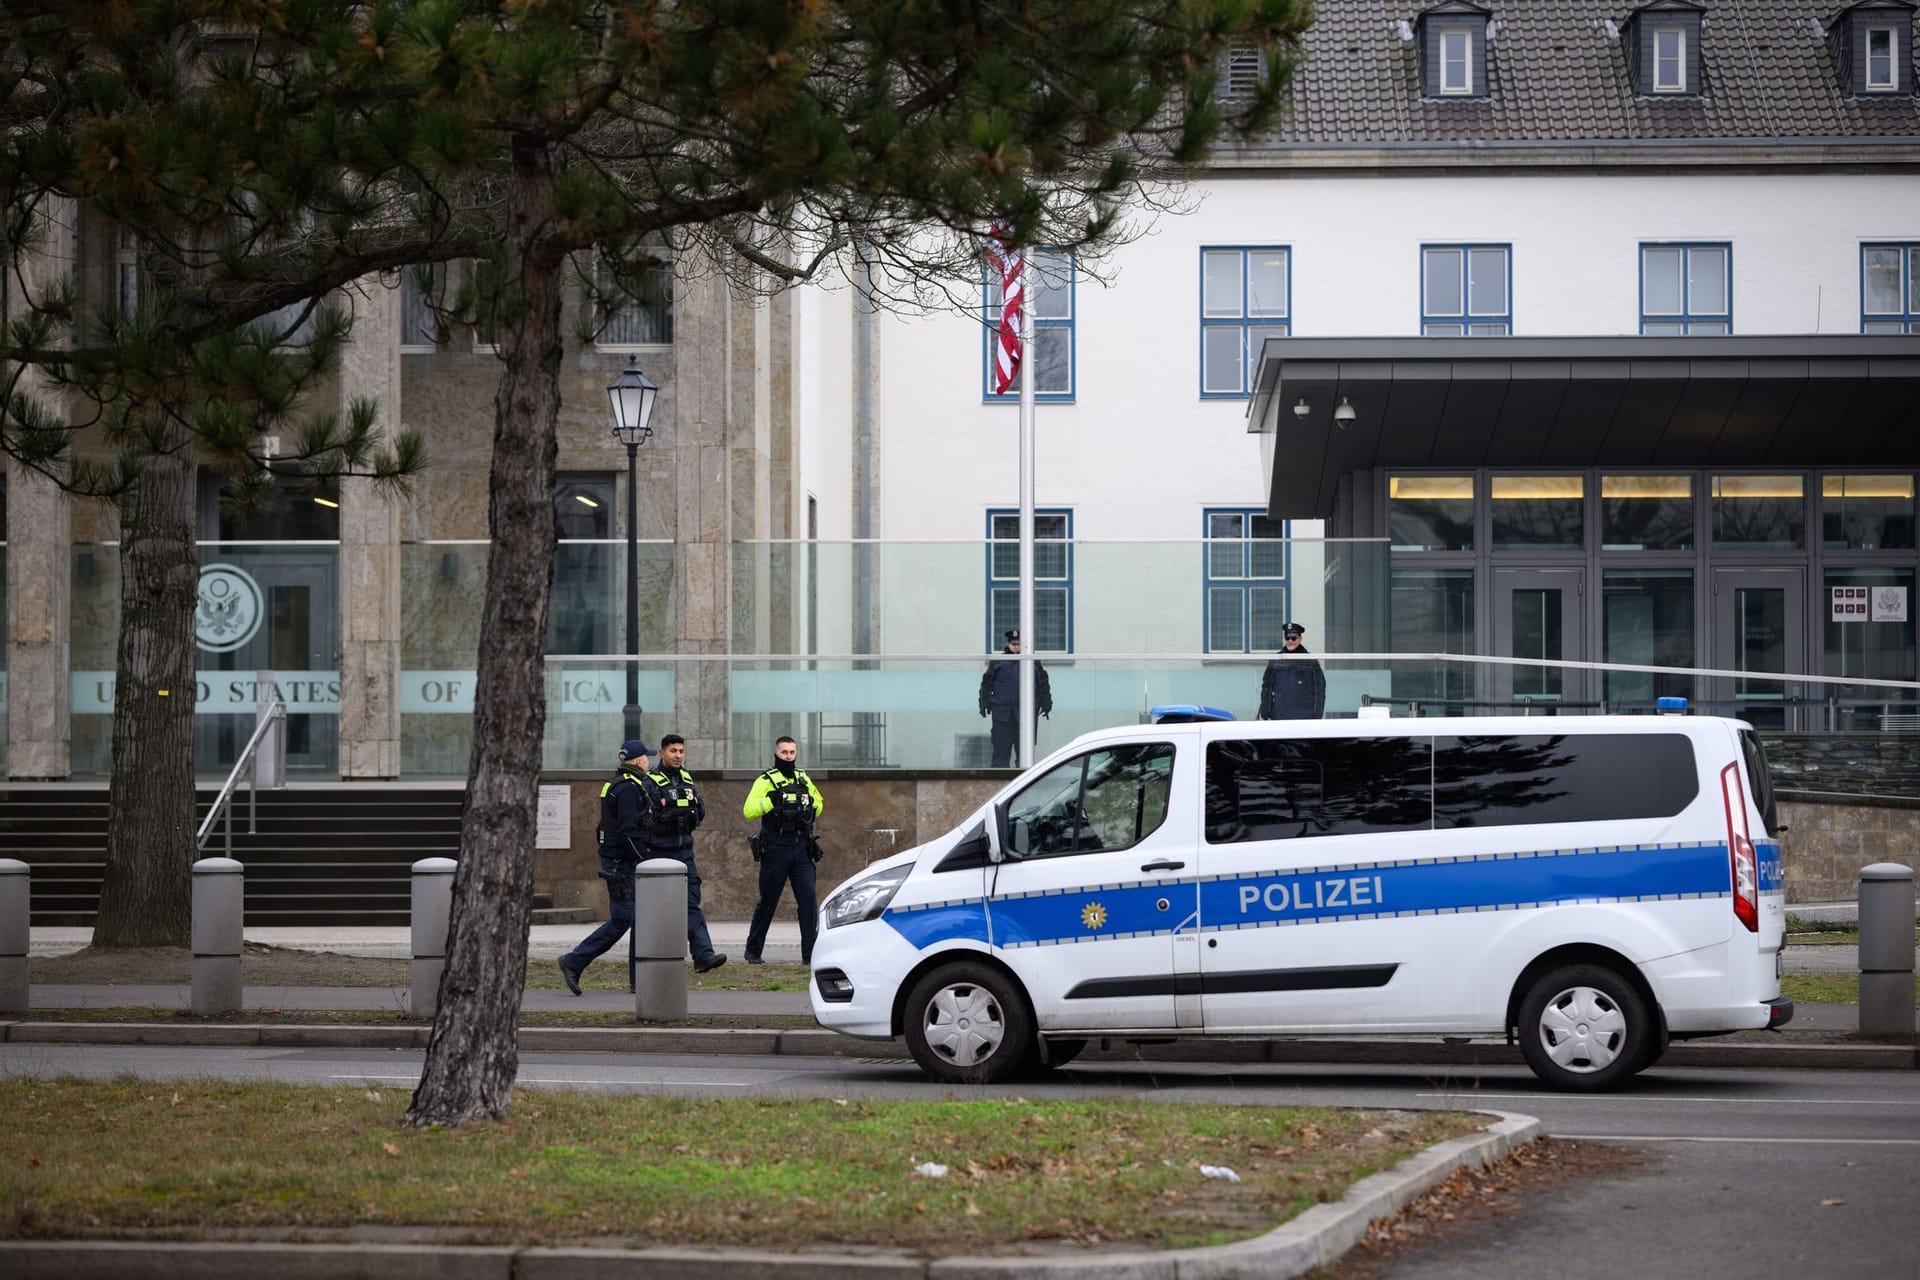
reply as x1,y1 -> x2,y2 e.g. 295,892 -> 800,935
607,359 -> 659,743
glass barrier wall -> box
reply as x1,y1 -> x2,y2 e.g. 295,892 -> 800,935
401,540 -> 677,776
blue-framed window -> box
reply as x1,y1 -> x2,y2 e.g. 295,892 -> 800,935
986,508 -> 1073,652
1421,245 -> 1510,335
1203,508 -> 1289,652
1200,247 -> 1290,397
1640,243 -> 1730,335
983,248 -> 1074,401
1863,244 -> 1920,333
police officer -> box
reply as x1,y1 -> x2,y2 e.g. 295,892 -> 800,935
1259,622 -> 1327,720
646,733 -> 726,974
978,628 -> 1052,768
558,739 -> 654,994
741,735 -> 826,965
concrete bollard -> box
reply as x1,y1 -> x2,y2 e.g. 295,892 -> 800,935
1858,862 -> 1916,1038
191,857 -> 245,1016
410,857 -> 457,1019
0,859 -> 29,1014
633,858 -> 689,1022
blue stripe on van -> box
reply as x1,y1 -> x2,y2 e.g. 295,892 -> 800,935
1200,841 -> 1730,936
882,840 -> 1736,952
883,898 -> 992,949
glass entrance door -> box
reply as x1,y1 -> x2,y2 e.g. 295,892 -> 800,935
1712,568 -> 1804,730
195,550 -> 340,776
1492,568 -> 1586,713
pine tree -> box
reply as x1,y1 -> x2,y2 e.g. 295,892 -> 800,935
1,0 -> 451,944
385,0 -> 1310,1126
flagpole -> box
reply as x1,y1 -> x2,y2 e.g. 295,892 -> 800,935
1017,269 -> 1036,772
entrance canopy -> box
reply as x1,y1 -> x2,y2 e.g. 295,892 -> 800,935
1249,336 -> 1920,519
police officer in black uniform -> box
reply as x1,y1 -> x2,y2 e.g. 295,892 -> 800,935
1259,622 -> 1327,720
741,735 -> 826,965
558,738 -> 655,994
978,628 -> 1052,768
645,733 -> 725,973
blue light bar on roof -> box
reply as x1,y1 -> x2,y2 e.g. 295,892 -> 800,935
1656,696 -> 1690,714
1150,704 -> 1236,724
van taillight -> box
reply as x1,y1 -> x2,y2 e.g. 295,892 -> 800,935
1721,762 -> 1759,933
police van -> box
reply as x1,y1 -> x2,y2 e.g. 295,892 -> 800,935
810,709 -> 1791,1092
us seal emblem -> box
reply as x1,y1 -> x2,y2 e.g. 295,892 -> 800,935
1080,901 -> 1107,931
196,564 -> 265,653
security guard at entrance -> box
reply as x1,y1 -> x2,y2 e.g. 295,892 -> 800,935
742,735 -> 826,965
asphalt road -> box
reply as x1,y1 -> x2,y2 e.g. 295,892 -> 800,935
4,1045 -> 1916,1279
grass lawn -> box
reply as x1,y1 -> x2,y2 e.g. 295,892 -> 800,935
1781,973 -> 1920,1008
0,1081 -> 1479,1253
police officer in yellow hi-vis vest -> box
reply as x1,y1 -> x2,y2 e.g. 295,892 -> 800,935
742,735 -> 826,965
645,733 -> 725,974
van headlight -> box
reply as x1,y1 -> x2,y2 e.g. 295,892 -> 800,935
823,864 -> 912,929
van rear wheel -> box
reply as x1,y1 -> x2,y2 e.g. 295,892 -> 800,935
903,962 -> 1036,1085
1518,964 -> 1651,1093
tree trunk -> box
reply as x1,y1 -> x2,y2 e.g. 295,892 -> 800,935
407,134 -> 565,1126
93,433 -> 201,948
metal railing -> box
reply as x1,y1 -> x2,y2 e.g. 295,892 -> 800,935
196,700 -> 287,855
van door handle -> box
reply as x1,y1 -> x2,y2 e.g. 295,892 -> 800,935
1140,859 -> 1185,873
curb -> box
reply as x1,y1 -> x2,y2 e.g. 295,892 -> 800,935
2,1020 -> 1914,1070
0,1112 -> 1542,1280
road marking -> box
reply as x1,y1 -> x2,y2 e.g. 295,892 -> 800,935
1557,1135 -> 1920,1146
1418,1092 -> 1920,1107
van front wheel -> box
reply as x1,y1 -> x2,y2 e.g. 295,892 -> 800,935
903,963 -> 1035,1085
1517,964 -> 1651,1093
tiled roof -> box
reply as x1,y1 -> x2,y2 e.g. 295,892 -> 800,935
1250,0 -> 1920,147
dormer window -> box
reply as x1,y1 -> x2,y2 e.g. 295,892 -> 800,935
1867,27 -> 1898,88
1417,2 -> 1492,100
1651,26 -> 1687,92
1440,30 -> 1473,94
1624,1 -> 1703,97
1830,1 -> 1914,96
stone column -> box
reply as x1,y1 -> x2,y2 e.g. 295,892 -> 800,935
337,278 -> 404,778
5,458 -> 71,779
5,200 -> 76,779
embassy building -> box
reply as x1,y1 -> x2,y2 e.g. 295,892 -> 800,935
3,0 -> 1920,784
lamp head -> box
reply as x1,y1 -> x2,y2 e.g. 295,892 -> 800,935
607,360 -> 658,448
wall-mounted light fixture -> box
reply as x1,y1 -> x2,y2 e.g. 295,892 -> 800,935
574,493 -> 601,508
1292,398 -> 1311,419
312,494 -> 340,509
1333,397 -> 1356,426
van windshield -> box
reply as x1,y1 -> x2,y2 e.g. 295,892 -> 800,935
1737,729 -> 1780,838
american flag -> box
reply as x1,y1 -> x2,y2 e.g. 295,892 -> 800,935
986,223 -> 1023,396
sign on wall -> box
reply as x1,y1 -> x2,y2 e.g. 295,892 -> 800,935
1832,586 -> 1869,622
1872,586 -> 1909,623
536,784 -> 572,849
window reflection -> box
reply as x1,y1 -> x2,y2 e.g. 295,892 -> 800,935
1822,474 -> 1915,550
1389,475 -> 1474,551
1491,475 -> 1583,550
1712,475 -> 1803,549
1602,475 -> 1693,550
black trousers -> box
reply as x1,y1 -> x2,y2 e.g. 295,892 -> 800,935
989,707 -> 1038,768
745,837 -> 818,963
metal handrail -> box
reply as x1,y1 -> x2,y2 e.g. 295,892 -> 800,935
195,700 -> 287,856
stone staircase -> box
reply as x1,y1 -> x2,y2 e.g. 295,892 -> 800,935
0,784 -> 534,926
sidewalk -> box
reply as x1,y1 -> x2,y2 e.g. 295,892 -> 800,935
11,921 -> 1915,1071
